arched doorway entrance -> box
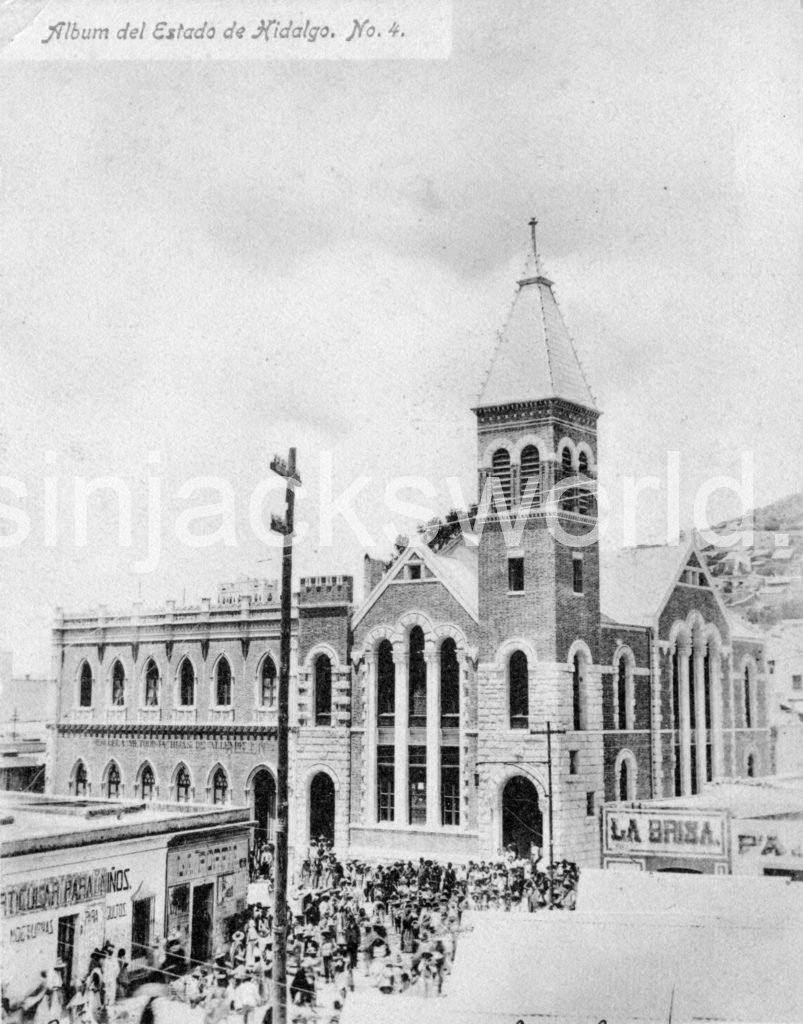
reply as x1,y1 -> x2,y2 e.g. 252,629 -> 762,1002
251,769 -> 276,845
309,772 -> 335,845
502,775 -> 543,859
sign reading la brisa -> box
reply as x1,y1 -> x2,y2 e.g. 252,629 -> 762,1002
1,866 -> 131,919
604,808 -> 726,857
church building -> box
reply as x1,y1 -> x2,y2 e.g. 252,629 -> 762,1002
49,227 -> 771,867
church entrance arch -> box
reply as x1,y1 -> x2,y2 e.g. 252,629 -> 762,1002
309,772 -> 335,845
251,768 -> 276,845
502,775 -> 543,859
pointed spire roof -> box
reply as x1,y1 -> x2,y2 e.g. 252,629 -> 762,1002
477,220 -> 597,412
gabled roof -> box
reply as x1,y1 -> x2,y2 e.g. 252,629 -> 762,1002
476,241 -> 596,411
352,541 -> 478,630
600,536 -> 741,635
600,544 -> 687,628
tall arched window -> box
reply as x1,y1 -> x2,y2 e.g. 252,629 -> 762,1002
509,650 -> 529,730
440,638 -> 460,728
140,764 -> 155,801
261,656 -> 277,707
560,446 -> 575,510
617,659 -> 628,730
491,449 -> 512,511
577,451 -> 591,514
74,761 -> 88,796
704,647 -> 713,782
572,653 -> 584,731
212,767 -> 228,805
111,661 -> 125,707
672,646 -> 681,796
144,659 -> 159,707
79,662 -> 93,707
179,659 -> 195,706
618,758 -> 632,801
744,664 -> 753,728
408,627 -> 427,728
175,765 -> 191,803
106,763 -> 121,798
314,655 -> 332,726
216,657 -> 232,707
520,445 -> 540,505
377,640 -> 395,727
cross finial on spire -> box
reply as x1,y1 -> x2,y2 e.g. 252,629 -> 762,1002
528,216 -> 542,274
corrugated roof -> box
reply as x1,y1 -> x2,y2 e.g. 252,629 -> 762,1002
477,266 -> 596,411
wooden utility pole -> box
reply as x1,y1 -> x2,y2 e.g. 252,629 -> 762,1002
270,447 -> 300,1024
529,720 -> 566,908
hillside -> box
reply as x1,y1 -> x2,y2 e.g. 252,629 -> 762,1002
702,491 -> 803,626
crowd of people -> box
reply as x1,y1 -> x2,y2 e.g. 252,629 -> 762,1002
4,840 -> 578,1024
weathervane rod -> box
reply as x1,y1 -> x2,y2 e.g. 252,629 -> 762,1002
529,215 -> 542,275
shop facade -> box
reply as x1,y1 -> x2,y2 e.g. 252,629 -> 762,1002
602,779 -> 803,876
0,794 -> 250,1004
602,804 -> 730,874
165,826 -> 249,968
731,815 -> 803,880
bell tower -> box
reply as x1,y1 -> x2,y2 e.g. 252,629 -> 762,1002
473,220 -> 603,866
474,218 -> 601,665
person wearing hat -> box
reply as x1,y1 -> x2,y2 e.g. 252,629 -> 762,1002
289,962 -> 314,1007
101,940 -> 119,1007
46,958 -> 66,1019
83,950 -> 104,1022
229,930 -> 246,969
114,948 -> 130,1002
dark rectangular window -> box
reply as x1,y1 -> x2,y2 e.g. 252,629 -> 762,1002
441,747 -> 460,826
509,651 -> 529,729
508,557 -> 524,592
793,674 -> 802,691
673,744 -> 682,796
408,746 -> 427,824
377,746 -> 394,823
131,897 -> 154,961
377,641 -> 395,727
573,556 -> 583,594
315,656 -> 332,726
690,745 -> 698,795
569,750 -> 578,776
586,792 -> 595,817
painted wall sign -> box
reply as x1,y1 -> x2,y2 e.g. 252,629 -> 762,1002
733,817 -> 803,872
603,807 -> 727,858
167,838 -> 248,885
97,736 -> 273,752
1,866 -> 132,919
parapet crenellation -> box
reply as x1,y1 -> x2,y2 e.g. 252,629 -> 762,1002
299,575 -> 354,605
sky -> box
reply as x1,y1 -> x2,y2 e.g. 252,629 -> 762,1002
1,0 -> 801,672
